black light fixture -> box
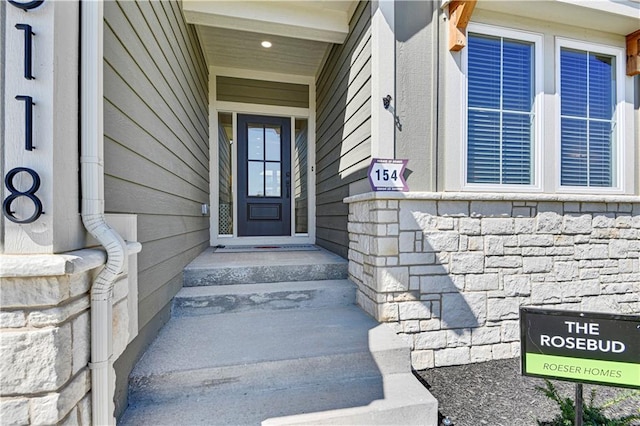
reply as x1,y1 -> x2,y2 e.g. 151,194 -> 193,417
382,95 -> 392,110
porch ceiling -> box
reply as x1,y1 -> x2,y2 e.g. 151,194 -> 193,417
182,0 -> 357,76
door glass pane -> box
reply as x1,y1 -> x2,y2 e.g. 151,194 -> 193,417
265,125 -> 281,161
218,112 -> 233,235
265,162 -> 281,197
294,119 -> 308,234
248,125 -> 264,160
248,161 -> 264,196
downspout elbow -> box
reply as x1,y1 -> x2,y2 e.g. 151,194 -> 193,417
82,211 -> 126,426
82,212 -> 126,299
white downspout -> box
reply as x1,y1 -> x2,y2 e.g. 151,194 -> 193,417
81,2 -> 126,425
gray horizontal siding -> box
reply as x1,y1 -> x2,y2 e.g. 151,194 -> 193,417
103,0 -> 209,419
315,1 -> 371,258
217,76 -> 309,108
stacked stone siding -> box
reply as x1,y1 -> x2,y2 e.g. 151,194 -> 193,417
0,253 -> 102,425
0,247 -> 139,425
346,193 -> 640,370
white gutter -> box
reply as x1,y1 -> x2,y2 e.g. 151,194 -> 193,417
81,2 -> 126,425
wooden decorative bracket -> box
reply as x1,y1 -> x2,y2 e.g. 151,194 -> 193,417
627,29 -> 640,76
448,0 -> 477,51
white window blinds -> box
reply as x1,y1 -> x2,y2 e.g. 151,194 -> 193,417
467,34 -> 534,185
560,48 -> 615,187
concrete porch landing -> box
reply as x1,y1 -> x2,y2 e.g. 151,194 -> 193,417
183,246 -> 349,286
120,246 -> 437,425
186,246 -> 343,268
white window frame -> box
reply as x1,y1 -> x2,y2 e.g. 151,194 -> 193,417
461,23 -> 544,193
555,38 -> 626,194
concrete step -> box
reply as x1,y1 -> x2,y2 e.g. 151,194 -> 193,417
128,306 -> 391,394
172,279 -> 356,316
182,247 -> 348,286
128,350 -> 383,405
127,312 -> 410,403
122,306 -> 437,425
263,373 -> 437,426
121,374 -> 386,426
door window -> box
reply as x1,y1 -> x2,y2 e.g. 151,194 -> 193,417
247,123 -> 282,197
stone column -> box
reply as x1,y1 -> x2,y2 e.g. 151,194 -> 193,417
2,0 -> 83,254
0,251 -> 105,424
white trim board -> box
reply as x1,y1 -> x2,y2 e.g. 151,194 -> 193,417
209,67 -> 316,246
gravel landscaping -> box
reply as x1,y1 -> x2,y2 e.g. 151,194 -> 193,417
416,358 -> 640,426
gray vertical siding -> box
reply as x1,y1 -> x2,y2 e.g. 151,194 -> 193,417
315,1 -> 371,258
103,0 -> 209,418
395,1 -> 439,191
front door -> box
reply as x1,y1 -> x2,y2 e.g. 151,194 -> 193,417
237,114 -> 291,236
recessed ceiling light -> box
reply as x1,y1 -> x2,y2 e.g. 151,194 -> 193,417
261,41 -> 272,48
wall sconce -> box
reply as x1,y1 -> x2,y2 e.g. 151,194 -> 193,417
382,95 -> 392,110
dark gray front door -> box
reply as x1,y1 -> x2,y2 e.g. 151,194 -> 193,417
237,114 -> 291,237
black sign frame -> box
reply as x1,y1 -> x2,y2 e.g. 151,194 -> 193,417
520,307 -> 640,389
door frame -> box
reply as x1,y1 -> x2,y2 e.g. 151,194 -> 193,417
209,67 -> 316,246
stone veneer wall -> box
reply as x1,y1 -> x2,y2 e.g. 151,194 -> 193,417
0,247 -> 137,425
345,193 -> 640,370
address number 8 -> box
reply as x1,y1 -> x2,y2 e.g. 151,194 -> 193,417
3,167 -> 43,224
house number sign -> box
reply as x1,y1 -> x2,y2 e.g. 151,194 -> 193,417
2,0 -> 45,224
368,158 -> 409,192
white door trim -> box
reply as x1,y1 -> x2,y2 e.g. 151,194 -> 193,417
209,67 -> 316,246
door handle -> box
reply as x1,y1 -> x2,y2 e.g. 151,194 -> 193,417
285,172 -> 290,198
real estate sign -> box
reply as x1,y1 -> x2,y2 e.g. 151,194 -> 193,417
520,308 -> 640,389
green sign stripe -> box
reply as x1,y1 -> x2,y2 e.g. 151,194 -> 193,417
525,353 -> 640,387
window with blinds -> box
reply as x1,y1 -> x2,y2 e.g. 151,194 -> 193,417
466,33 -> 535,185
560,48 -> 616,187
